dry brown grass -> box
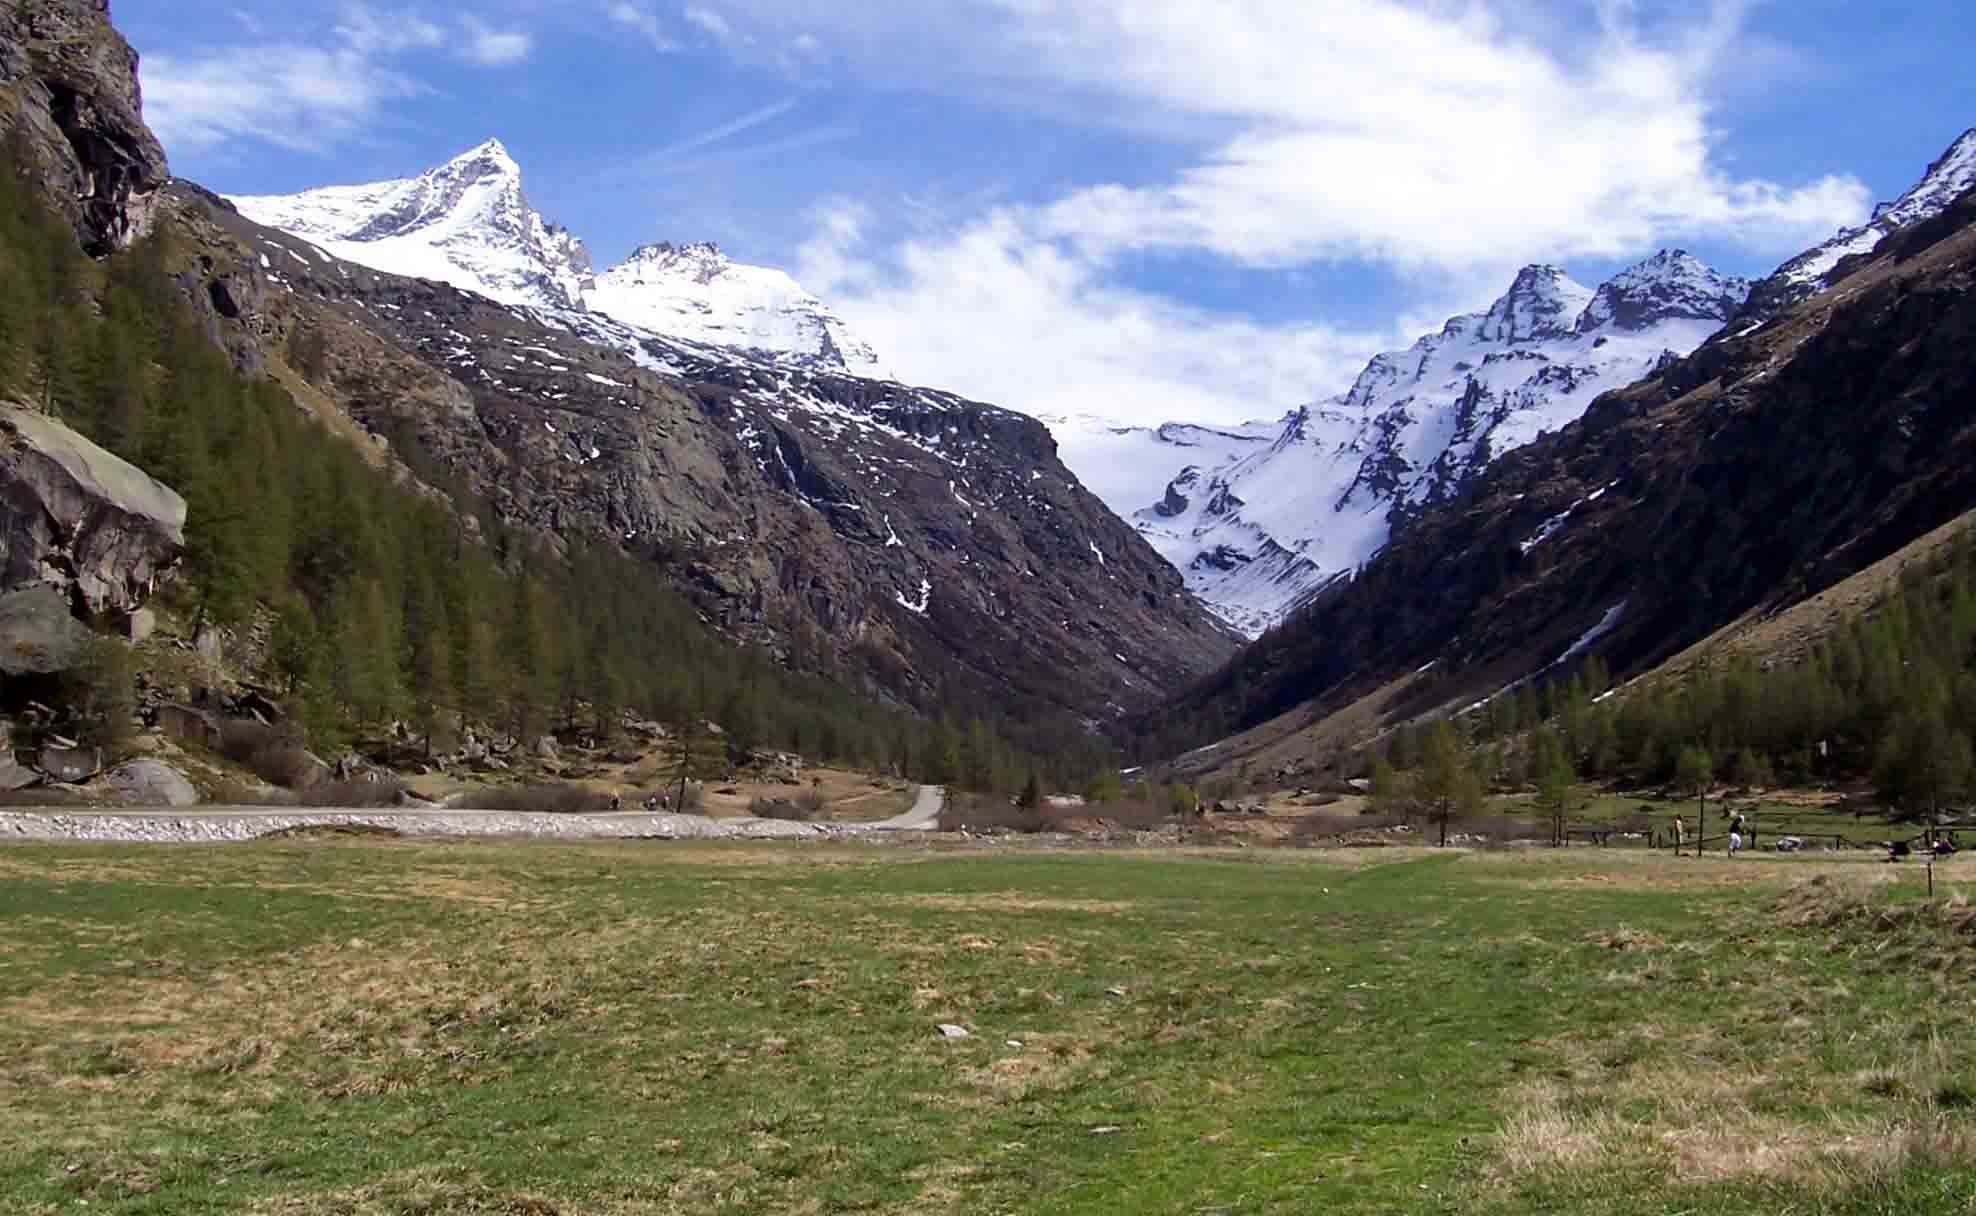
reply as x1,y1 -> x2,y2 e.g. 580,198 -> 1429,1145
895,893 -> 1138,915
1494,1048 -> 1976,1193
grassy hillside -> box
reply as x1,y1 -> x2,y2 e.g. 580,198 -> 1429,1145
2,841 -> 1972,1214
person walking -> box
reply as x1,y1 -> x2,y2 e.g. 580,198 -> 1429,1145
1673,814 -> 1686,856
1729,810 -> 1746,857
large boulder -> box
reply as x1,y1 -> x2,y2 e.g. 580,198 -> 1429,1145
36,742 -> 100,782
0,584 -> 91,674
104,758 -> 197,806
0,405 -> 185,615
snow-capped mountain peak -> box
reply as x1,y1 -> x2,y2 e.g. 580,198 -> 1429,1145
1577,250 -> 1752,332
1069,249 -> 1751,636
232,137 -> 592,310
229,140 -> 882,374
1477,265 -> 1593,343
588,240 -> 883,375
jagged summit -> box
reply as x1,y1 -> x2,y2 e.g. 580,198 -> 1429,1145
230,141 -> 882,373
1740,127 -> 1976,322
231,138 -> 592,310
1579,250 -> 1752,332
1476,265 -> 1593,343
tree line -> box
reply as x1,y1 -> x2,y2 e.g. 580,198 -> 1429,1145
1365,526 -> 1976,821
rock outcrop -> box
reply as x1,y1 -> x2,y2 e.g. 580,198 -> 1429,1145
0,403 -> 185,617
0,583 -> 88,673
105,758 -> 198,806
0,0 -> 167,254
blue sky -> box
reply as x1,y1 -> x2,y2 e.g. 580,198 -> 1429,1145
120,1 -> 1974,427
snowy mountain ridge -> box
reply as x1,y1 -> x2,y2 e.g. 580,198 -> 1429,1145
230,140 -> 882,375
588,240 -> 882,375
1081,251 -> 1751,636
1741,127 -> 1976,320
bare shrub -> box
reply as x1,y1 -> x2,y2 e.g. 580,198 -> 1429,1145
207,781 -> 298,807
1286,812 -> 1413,846
1085,799 -> 1178,830
1468,814 -> 1549,844
297,778 -> 406,809
0,787 -> 83,807
939,794 -> 1049,834
453,784 -> 612,814
218,719 -> 322,789
751,797 -> 810,821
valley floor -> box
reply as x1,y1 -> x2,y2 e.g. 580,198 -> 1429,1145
2,841 -> 1972,1214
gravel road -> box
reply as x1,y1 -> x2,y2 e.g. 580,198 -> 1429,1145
0,786 -> 949,845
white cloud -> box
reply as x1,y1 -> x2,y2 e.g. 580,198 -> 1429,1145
684,4 -> 739,43
142,4 -> 541,155
461,17 -> 534,67
608,2 -> 678,52
332,5 -> 443,55
776,0 -> 1872,430
144,43 -> 423,153
948,0 -> 1868,272
799,201 -> 1393,430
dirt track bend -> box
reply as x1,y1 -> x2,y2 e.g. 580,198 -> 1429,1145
0,787 -> 949,844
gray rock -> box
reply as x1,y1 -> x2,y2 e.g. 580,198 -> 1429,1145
156,702 -> 222,750
0,586 -> 92,675
37,744 -> 102,783
124,606 -> 156,643
535,735 -> 560,761
0,406 -> 185,615
104,759 -> 198,807
293,750 -> 331,790
0,760 -> 40,791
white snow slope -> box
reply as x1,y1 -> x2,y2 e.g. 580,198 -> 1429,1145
1091,251 -> 1751,637
588,241 -> 882,375
1754,127 -> 1976,314
230,140 -> 882,375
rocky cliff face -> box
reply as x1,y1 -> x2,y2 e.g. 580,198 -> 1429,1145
0,0 -> 166,254
161,185 -> 1234,745
0,402 -> 185,621
1150,184 -> 1976,751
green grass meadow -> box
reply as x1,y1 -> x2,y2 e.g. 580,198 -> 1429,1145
2,839 -> 1973,1214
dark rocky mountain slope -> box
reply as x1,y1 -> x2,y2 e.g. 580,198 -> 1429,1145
0,0 -> 1233,755
156,187 -> 1232,744
1141,182 -> 1976,759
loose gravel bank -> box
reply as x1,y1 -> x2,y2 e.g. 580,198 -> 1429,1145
0,787 -> 947,845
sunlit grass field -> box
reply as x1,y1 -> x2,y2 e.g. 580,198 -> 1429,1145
2,839 -> 1972,1214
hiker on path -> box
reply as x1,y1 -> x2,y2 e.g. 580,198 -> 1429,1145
1729,811 -> 1745,857
1673,815 -> 1686,856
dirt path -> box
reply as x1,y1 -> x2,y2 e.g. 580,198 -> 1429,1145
0,787 -> 951,845
867,785 -> 945,830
